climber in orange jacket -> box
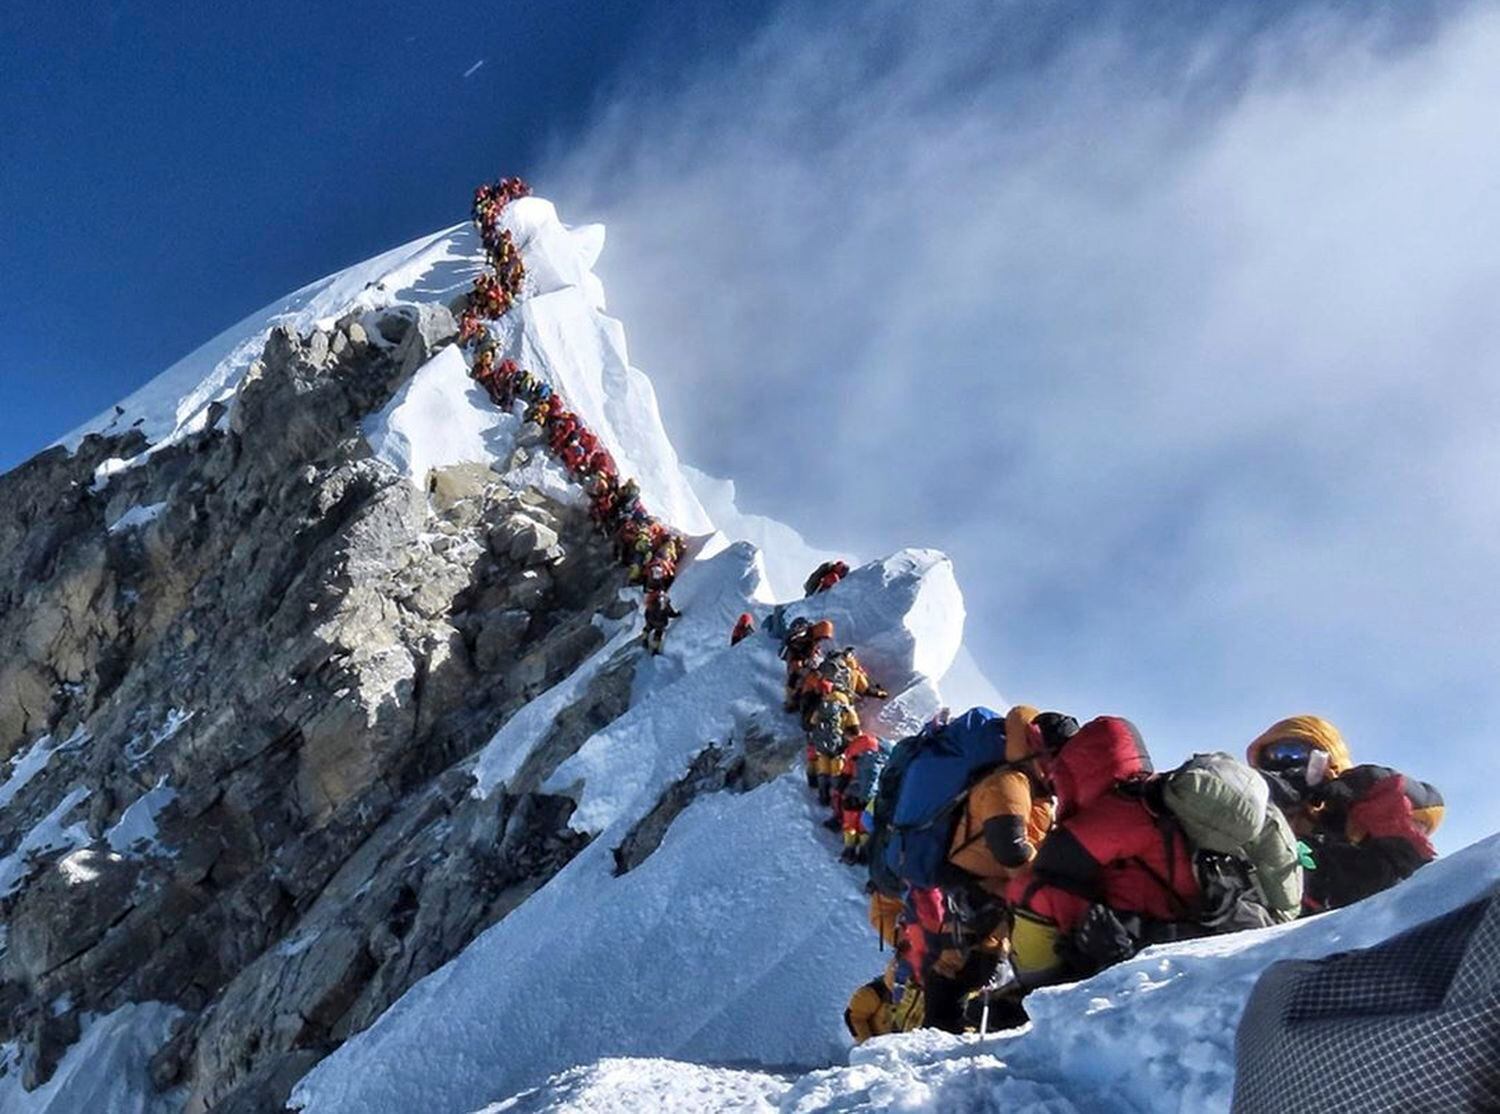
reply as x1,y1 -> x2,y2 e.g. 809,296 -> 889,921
1247,715 -> 1443,911
780,618 -> 834,711
946,705 -> 1057,899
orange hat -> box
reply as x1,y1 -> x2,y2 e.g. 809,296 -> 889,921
1246,715 -> 1352,775
809,619 -> 835,641
1004,705 -> 1041,763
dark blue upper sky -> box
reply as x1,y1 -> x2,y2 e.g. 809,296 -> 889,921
0,0 -> 776,472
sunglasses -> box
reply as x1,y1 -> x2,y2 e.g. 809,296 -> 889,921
1257,738 -> 1316,771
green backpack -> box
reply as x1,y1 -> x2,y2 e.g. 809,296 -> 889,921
809,697 -> 850,757
1160,752 -> 1303,926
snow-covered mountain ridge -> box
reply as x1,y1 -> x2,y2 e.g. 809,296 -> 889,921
1,189 -> 1492,1114
0,190 -> 971,1112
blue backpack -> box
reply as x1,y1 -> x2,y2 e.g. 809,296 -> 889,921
880,707 -> 1010,891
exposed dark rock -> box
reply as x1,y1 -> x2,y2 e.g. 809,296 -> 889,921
0,309 -> 638,1107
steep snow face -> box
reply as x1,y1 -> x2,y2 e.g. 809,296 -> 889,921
290,547 -> 962,1114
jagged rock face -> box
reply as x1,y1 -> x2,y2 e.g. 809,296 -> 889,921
0,309 -> 636,1107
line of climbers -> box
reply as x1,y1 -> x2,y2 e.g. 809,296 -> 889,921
457,174 -> 689,654
459,179 -> 1449,1051
834,704 -> 1445,1043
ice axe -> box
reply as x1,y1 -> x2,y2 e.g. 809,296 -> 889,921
979,960 -> 1019,1039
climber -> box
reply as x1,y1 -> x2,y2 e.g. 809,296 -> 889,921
560,438 -> 590,475
869,707 -> 1057,1031
586,448 -> 617,483
945,706 -> 1057,899
1247,716 -> 1443,911
525,394 -> 555,427
1010,714 -> 1305,993
642,590 -> 681,656
642,557 -> 676,593
845,958 -> 925,1044
588,476 -> 617,527
470,344 -> 503,403
803,559 -> 850,597
605,479 -> 642,533
458,307 -> 488,344
547,409 -> 579,452
806,682 -> 859,809
838,732 -> 886,864
627,526 -> 659,585
811,647 -> 890,704
1007,716 -> 1197,990
780,618 -> 834,711
730,613 -> 756,646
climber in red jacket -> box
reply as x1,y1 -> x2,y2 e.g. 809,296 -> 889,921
547,410 -> 579,453
803,560 -> 850,597
730,613 -> 756,646
1008,716 -> 1200,990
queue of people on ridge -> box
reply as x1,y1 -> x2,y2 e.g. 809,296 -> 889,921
459,174 -> 688,655
754,570 -> 1446,1044
462,174 -> 1448,1048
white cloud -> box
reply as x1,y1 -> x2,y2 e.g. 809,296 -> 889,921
542,0 -> 1500,850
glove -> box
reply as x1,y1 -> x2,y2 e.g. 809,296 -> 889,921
1069,904 -> 1139,971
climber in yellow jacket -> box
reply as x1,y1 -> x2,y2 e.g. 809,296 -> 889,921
845,959 -> 925,1043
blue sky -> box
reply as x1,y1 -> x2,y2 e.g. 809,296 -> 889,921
0,0 -> 774,467
3,1 -> 1495,851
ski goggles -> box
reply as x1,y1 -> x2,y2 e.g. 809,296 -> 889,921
1256,738 -> 1317,772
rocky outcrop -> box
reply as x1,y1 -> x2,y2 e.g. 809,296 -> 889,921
611,722 -> 801,875
0,309 -> 641,1108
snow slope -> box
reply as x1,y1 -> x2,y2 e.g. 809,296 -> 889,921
290,545 -> 964,1114
31,187 -> 989,1112
0,1003 -> 182,1114
486,835 -> 1500,1114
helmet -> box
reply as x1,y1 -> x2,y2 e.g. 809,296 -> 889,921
1246,715 -> 1351,775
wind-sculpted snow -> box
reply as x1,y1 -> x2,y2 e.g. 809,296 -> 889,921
470,834 -> 1500,1114
512,285 -> 712,535
290,546 -> 962,1114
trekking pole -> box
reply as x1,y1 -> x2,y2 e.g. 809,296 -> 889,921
979,988 -> 991,1039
